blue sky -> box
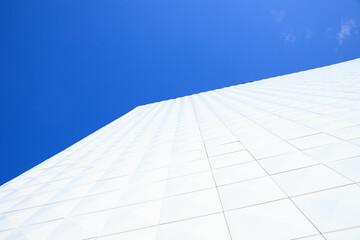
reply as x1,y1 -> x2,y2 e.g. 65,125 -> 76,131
0,0 -> 360,185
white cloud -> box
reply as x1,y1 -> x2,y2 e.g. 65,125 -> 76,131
337,19 -> 356,45
271,9 -> 286,23
281,32 -> 295,42
304,28 -> 312,40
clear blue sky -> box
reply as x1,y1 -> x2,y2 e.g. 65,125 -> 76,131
1,0 -> 360,185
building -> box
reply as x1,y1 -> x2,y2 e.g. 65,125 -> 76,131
1,59 -> 360,239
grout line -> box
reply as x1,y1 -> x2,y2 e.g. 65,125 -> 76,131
198,92 -> 326,238
189,95 -> 234,240
154,98 -> 182,240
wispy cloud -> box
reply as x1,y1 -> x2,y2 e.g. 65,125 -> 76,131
271,9 -> 286,23
337,19 -> 357,45
304,28 -> 312,40
281,31 -> 295,43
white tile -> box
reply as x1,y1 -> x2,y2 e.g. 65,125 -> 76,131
115,181 -> 166,207
48,210 -> 111,240
165,172 -> 215,197
172,149 -> 207,163
204,135 -> 238,147
160,188 -> 222,223
128,167 -> 169,186
97,227 -> 158,240
329,125 -> 360,140
225,199 -> 318,240
298,235 -> 325,240
272,165 -> 351,196
299,116 -> 357,132
304,142 -> 360,163
247,141 -> 297,159
238,132 -> 281,149
213,161 -> 267,186
324,227 -> 360,240
0,230 -> 12,240
69,191 -> 118,216
206,142 -> 244,157
0,207 -> 38,231
133,160 -> 170,173
157,213 -> 231,240
293,185 -> 360,232
280,127 -> 319,140
25,199 -> 79,225
209,150 -> 254,169
46,184 -> 92,204
87,176 -> 130,195
10,192 -> 55,210
4,220 -> 60,240
102,200 -> 162,235
168,159 -> 210,178
350,137 -> 360,146
327,156 -> 360,182
258,151 -> 318,174
0,198 -> 23,214
218,177 -> 286,210
289,133 -> 340,150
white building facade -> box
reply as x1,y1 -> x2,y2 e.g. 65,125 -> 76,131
1,59 -> 360,239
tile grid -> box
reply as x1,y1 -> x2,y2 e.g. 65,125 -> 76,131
203,74 -> 360,238
154,98 -> 181,239
212,87 -> 360,189
189,95 -> 233,240
196,92 -> 324,239
1,59 -> 360,239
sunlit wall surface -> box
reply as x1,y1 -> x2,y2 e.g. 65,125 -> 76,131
1,59 -> 360,240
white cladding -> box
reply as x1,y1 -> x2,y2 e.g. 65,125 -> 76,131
1,59 -> 360,240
